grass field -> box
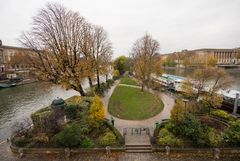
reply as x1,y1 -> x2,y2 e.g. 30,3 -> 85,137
119,76 -> 138,86
108,86 -> 164,120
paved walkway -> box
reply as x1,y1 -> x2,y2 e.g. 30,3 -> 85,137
118,84 -> 141,88
101,80 -> 175,136
125,133 -> 151,146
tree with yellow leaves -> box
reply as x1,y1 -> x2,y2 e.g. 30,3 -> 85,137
171,100 -> 186,123
131,34 -> 162,91
206,55 -> 217,67
88,96 -> 105,128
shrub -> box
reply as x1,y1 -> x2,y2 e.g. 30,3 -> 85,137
222,120 -> 240,146
101,82 -> 109,90
66,96 -> 82,105
211,109 -> 233,121
100,131 -> 117,146
79,101 -> 90,111
13,136 -> 31,147
88,96 -> 105,128
80,127 -> 89,135
207,128 -> 220,147
158,128 -> 183,147
65,104 -> 78,119
32,133 -> 49,144
106,79 -> 114,86
42,113 -> 63,135
113,69 -> 120,80
94,86 -> 105,96
166,112 -> 223,147
105,121 -> 124,144
54,123 -> 82,147
85,90 -> 95,97
81,137 -> 94,148
31,110 -> 52,129
82,97 -> 94,103
170,100 -> 186,123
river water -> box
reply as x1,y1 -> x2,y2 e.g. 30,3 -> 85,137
0,82 -> 79,142
0,75 -> 110,142
164,68 -> 240,91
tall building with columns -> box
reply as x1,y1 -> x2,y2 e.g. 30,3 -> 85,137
161,48 -> 240,67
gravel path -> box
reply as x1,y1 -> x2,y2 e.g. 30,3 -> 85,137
101,81 -> 175,136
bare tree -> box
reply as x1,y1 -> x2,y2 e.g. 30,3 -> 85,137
20,3 -> 94,96
80,22 -> 95,88
93,26 -> 113,88
80,24 -> 113,89
11,118 -> 32,136
183,67 -> 232,112
131,34 -> 162,91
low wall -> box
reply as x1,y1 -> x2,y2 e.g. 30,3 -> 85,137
153,147 -> 240,157
11,143 -> 240,157
10,143 -> 125,155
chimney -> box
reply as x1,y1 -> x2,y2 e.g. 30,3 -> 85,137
0,40 -> 2,47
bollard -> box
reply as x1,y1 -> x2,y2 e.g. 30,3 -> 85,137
64,148 -> 70,160
165,146 -> 170,156
111,117 -> 115,127
18,148 -> 24,158
155,122 -> 159,129
233,93 -> 239,115
123,128 -> 127,136
106,146 -> 111,156
213,148 -> 220,160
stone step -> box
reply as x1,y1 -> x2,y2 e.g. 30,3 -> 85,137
125,144 -> 152,153
125,144 -> 151,147
125,149 -> 153,153
125,146 -> 152,150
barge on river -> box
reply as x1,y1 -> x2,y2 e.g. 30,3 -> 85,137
152,73 -> 240,113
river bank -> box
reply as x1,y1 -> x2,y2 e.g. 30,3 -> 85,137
0,82 -> 79,142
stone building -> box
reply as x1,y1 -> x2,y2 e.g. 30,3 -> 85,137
161,48 -> 240,67
0,40 -> 35,78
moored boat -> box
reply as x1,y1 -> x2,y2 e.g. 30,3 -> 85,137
0,82 -> 17,88
218,89 -> 240,113
152,73 -> 187,92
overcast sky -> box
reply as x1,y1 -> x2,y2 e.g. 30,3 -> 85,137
1,0 -> 240,58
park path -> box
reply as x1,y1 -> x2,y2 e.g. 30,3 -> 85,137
118,84 -> 141,88
101,80 -> 175,136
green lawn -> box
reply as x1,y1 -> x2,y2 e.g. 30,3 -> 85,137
119,76 -> 138,86
108,86 -> 164,120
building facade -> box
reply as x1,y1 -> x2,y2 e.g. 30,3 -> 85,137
161,48 -> 240,67
0,40 -> 35,78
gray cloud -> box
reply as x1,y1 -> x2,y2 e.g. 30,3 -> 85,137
0,0 -> 240,58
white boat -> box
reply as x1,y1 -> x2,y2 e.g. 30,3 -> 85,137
152,74 -> 186,92
218,89 -> 240,103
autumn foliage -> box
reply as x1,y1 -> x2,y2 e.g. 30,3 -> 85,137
88,96 -> 105,127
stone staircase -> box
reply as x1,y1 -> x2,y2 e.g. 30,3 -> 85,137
124,127 -> 152,153
125,144 -> 152,153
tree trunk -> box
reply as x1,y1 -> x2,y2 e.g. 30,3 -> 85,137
105,74 -> 108,82
73,84 -> 86,96
141,84 -> 144,92
78,85 -> 86,96
96,70 -> 100,89
88,76 -> 93,88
